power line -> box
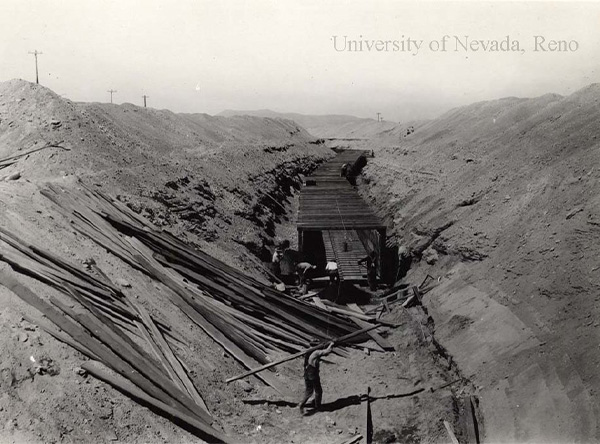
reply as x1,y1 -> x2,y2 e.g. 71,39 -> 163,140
28,50 -> 43,84
107,89 -> 117,104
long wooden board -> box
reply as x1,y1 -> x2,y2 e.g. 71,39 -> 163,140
82,361 -> 228,444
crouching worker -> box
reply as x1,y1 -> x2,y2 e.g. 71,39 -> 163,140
299,341 -> 334,415
296,262 -> 316,295
325,260 -> 339,284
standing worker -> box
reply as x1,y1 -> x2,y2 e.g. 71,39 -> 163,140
271,247 -> 283,277
299,341 -> 335,415
279,241 -> 296,285
358,251 -> 378,291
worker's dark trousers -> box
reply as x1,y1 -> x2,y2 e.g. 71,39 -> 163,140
328,271 -> 339,284
300,377 -> 322,410
367,271 -> 377,291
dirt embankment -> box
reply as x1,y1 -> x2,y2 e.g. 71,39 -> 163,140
356,85 -> 600,442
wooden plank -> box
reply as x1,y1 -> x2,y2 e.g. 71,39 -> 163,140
39,184 -> 364,386
175,289 -> 294,398
140,253 -> 272,364
22,313 -> 99,360
337,434 -> 363,444
319,303 -> 399,327
127,249 -> 294,398
135,318 -> 174,374
82,361 -> 229,444
312,297 -> 330,312
318,304 -> 377,322
463,395 -> 480,444
444,420 -> 460,444
135,302 -> 210,414
154,250 -> 354,339
0,270 -> 206,423
50,294 -> 212,423
346,304 -> 394,351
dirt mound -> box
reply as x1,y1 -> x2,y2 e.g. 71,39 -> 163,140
359,84 -> 600,442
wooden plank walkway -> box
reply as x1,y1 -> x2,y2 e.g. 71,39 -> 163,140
323,230 -> 367,282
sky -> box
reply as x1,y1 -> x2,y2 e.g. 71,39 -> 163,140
1,1 -> 599,121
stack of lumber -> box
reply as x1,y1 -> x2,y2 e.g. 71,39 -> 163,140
0,180 -> 391,441
0,234 -> 223,441
0,226 -> 176,340
39,182 -> 366,382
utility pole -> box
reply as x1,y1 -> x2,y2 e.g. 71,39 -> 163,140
107,89 -> 117,104
142,95 -> 149,108
28,50 -> 43,84
376,112 -> 381,122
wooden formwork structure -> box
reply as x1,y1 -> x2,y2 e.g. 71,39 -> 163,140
297,150 -> 386,283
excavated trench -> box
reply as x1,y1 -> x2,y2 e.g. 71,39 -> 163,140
118,146 -> 481,442
354,157 -> 484,441
251,149 -> 482,442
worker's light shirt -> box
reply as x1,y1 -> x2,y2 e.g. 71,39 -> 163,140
325,261 -> 338,271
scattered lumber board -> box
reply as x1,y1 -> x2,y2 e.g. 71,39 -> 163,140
82,361 -> 229,444
463,395 -> 480,444
337,434 -> 363,444
0,271 -> 219,439
444,420 -> 460,444
346,305 -> 394,351
133,302 -> 209,413
312,296 -> 330,311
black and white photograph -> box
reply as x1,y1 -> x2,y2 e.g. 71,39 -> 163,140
0,1 -> 599,443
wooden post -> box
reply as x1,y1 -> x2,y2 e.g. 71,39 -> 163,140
377,228 -> 386,281
298,228 -> 304,253
366,386 -> 373,444
29,50 -> 42,84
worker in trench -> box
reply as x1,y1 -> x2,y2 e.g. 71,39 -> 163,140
296,261 -> 317,295
340,163 -> 348,177
278,240 -> 297,285
358,250 -> 378,291
271,246 -> 283,277
299,341 -> 335,415
325,260 -> 339,285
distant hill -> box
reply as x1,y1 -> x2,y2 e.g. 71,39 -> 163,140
218,109 -> 401,139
